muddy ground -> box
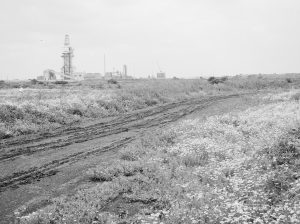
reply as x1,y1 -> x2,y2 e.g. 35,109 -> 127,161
0,94 -> 250,223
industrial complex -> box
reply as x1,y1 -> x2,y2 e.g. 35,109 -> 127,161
38,35 -> 132,81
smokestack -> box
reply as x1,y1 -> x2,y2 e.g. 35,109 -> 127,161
64,34 -> 70,46
123,65 -> 127,77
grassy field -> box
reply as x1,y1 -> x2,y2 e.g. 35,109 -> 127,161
0,75 -> 299,139
0,79 -> 217,139
17,89 -> 300,224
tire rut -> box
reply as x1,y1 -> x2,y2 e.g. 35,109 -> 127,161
0,99 -> 198,161
0,137 -> 134,192
0,94 -> 242,192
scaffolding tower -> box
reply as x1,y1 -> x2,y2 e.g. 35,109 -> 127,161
61,34 -> 74,79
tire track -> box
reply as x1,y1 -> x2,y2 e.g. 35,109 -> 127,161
0,102 -> 184,161
0,137 -> 134,192
0,99 -> 199,161
0,94 -> 242,192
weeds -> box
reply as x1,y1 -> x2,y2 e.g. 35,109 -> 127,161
119,145 -> 147,161
86,160 -> 144,181
0,79 -> 213,139
2,76 -> 299,139
181,150 -> 209,167
15,86 -> 300,223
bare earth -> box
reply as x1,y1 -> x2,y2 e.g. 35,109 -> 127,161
0,94 -> 246,223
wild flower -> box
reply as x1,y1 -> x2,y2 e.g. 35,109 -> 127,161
18,92 -> 300,223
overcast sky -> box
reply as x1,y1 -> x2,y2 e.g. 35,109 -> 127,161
0,0 -> 300,79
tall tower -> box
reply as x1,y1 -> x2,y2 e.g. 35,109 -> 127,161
61,34 -> 74,79
123,65 -> 127,78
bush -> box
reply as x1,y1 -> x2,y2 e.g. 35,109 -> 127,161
260,129 -> 300,206
291,92 -> 300,101
67,108 -> 83,116
30,79 -> 38,85
266,137 -> 300,168
86,160 -> 143,181
54,80 -> 68,85
119,145 -> 146,161
207,76 -> 225,84
107,79 -> 118,84
181,151 -> 209,167
220,76 -> 228,82
0,105 -> 24,123
0,123 -> 12,139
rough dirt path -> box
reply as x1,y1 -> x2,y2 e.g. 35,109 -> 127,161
0,94 -> 243,223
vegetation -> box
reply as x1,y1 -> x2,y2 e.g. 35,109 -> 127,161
54,80 -> 68,85
1,75 -> 299,139
207,76 -> 227,84
107,79 -> 118,85
0,79 -> 211,138
17,90 -> 300,223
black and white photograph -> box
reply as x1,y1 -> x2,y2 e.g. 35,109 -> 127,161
0,0 -> 300,223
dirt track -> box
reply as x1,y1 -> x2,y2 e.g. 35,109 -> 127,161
0,94 -> 243,223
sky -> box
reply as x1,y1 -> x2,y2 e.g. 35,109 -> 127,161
0,0 -> 300,79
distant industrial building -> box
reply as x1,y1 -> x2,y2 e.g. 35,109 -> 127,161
61,35 -> 74,79
84,73 -> 103,80
43,69 -> 57,80
40,35 -> 83,81
39,35 -> 132,81
104,64 -> 132,79
157,72 -> 166,79
123,65 -> 127,77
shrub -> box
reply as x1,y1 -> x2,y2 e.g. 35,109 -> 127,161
266,136 -> 300,168
107,79 -> 118,84
30,79 -> 38,85
86,160 -> 143,181
0,123 -> 12,139
119,145 -> 146,161
220,76 -> 228,82
207,76 -> 224,84
181,150 -> 209,167
144,98 -> 158,106
0,105 -> 24,123
54,80 -> 68,85
11,83 -> 21,88
67,108 -> 83,116
291,92 -> 300,101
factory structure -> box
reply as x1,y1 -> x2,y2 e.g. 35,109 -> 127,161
155,63 -> 166,79
156,72 -> 166,79
38,35 -> 131,81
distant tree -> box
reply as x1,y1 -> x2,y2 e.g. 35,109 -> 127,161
208,76 -> 216,82
208,76 -> 225,85
286,78 -> 293,83
220,76 -> 228,82
107,79 -> 118,84
0,80 -> 5,89
54,81 -> 68,85
30,79 -> 38,85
